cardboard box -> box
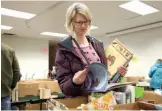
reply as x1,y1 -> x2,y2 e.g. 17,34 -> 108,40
47,91 -> 161,110
25,103 -> 47,110
113,102 -> 162,110
17,80 -> 62,97
18,82 -> 40,97
113,91 -> 162,110
36,79 -> 51,81
113,103 -> 140,110
37,80 -> 62,93
124,76 -> 145,82
70,91 -> 161,110
142,91 -> 162,104
56,97 -> 88,108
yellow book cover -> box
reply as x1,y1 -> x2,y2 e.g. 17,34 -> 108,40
82,91 -> 116,110
105,39 -> 133,79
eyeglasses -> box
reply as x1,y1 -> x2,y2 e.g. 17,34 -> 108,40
74,21 -> 90,27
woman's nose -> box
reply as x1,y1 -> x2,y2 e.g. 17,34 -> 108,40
81,23 -> 87,28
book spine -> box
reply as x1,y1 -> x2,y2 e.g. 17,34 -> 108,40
109,72 -> 121,83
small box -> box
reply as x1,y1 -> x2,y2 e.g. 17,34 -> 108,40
135,86 -> 144,99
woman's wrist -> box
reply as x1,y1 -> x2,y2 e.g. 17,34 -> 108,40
72,79 -> 82,87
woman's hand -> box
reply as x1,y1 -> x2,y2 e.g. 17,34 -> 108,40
73,68 -> 89,85
117,66 -> 128,77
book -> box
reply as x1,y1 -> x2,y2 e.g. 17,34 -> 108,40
11,89 -> 19,102
89,82 -> 136,93
47,99 -> 68,110
81,91 -> 117,110
87,39 -> 134,92
105,39 -> 133,80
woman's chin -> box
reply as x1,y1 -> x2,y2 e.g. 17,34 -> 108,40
77,32 -> 86,36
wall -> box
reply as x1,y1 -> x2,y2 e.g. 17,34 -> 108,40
101,26 -> 162,78
1,36 -> 49,80
2,26 -> 162,79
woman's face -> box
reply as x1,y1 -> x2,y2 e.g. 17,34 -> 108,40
73,13 -> 90,36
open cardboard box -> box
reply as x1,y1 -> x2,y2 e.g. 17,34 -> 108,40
141,91 -> 162,104
124,76 -> 145,82
113,101 -> 162,110
17,80 -> 62,97
53,91 -> 162,110
12,79 -> 63,102
113,91 -> 162,110
24,103 -> 47,110
44,96 -> 88,110
19,91 -> 162,110
55,96 -> 88,109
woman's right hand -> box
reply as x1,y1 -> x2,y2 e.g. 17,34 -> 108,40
72,67 -> 89,85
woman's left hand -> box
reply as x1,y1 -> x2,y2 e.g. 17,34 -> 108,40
117,66 -> 128,77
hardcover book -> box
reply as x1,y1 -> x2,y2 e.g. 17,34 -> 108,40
105,39 -> 133,79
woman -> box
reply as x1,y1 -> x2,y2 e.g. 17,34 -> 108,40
55,2 -> 127,97
149,59 -> 162,90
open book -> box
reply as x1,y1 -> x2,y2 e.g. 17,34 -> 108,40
105,39 -> 133,80
89,82 -> 136,93
87,39 -> 134,92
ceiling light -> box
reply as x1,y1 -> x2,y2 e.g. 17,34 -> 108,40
119,0 -> 159,15
1,8 -> 36,19
41,32 -> 68,37
1,25 -> 13,30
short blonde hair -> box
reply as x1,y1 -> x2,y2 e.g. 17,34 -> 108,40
65,2 -> 92,34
